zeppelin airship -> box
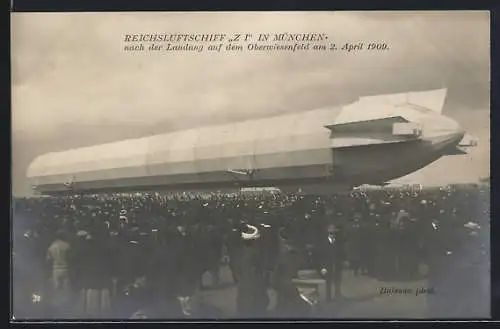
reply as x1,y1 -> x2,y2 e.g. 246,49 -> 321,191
26,88 -> 476,195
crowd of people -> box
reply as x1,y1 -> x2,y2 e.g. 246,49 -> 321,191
12,184 -> 489,319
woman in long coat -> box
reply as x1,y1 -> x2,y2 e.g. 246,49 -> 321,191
236,224 -> 269,318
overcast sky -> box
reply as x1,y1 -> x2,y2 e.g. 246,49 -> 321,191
11,11 -> 490,196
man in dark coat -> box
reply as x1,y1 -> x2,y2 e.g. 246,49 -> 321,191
147,228 -> 179,313
257,221 -> 278,288
346,213 -> 364,276
73,231 -> 113,318
272,227 -> 309,317
318,223 -> 346,301
398,211 -> 421,280
169,225 -> 199,299
201,224 -> 224,288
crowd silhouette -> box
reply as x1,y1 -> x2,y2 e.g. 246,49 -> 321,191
12,183 -> 489,319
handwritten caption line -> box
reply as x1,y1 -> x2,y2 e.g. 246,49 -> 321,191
379,287 -> 436,296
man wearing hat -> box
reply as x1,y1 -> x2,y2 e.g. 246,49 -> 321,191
318,222 -> 346,301
223,219 -> 244,284
169,223 -> 200,306
73,231 -> 112,318
236,224 -> 269,317
346,213 -> 365,276
393,208 -> 415,280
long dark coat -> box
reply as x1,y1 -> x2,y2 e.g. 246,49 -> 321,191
236,241 -> 269,317
272,243 -> 307,317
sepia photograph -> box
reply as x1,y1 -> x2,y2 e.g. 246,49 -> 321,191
11,11 -> 490,320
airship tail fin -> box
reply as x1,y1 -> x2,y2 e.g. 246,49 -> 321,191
358,88 -> 448,114
406,88 -> 448,114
